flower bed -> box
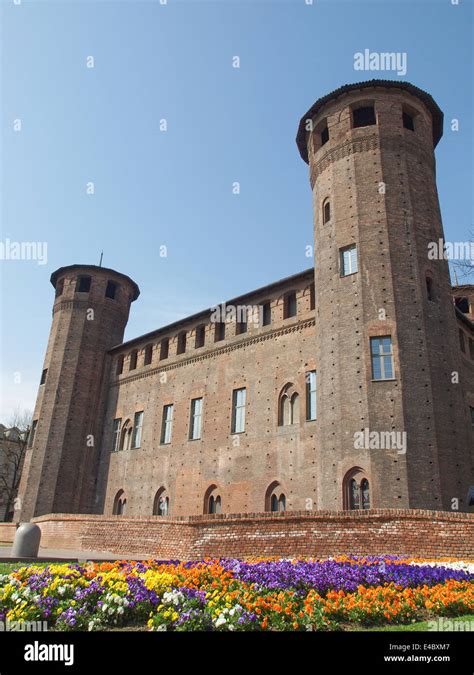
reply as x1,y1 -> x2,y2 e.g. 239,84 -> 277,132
1,557 -> 473,631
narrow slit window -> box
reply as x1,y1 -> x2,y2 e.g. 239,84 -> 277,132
402,111 -> 415,131
160,339 -> 169,360
105,281 -> 117,299
284,292 -> 297,319
144,344 -> 153,366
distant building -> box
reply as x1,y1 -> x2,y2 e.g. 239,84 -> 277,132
0,425 -> 28,521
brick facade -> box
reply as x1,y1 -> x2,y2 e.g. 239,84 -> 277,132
14,81 -> 474,538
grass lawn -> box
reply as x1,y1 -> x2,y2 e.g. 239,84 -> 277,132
354,614 -> 474,632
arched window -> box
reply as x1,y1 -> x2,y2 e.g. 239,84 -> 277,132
343,468 -> 370,510
204,485 -> 222,514
153,488 -> 169,516
265,481 -> 286,512
113,490 -> 127,515
119,420 -> 133,452
278,384 -> 300,426
323,199 -> 331,224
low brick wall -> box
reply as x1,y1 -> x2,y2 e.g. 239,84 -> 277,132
30,509 -> 474,559
0,522 -> 17,545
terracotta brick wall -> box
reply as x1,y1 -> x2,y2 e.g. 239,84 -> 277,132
32,509 -> 474,559
0,523 -> 17,544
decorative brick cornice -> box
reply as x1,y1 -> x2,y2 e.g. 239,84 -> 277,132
111,318 -> 316,388
309,135 -> 435,187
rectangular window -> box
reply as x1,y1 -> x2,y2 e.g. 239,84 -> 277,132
215,322 -> 225,342
132,411 -> 144,448
55,278 -> 64,297
129,351 -> 138,371
459,329 -> 466,353
262,302 -> 271,326
231,388 -> 246,433
236,320 -> 247,335
320,125 -> 329,146
160,338 -> 169,360
76,276 -> 91,293
112,418 -> 121,452
40,368 -> 48,385
116,356 -> 124,375
470,338 -> 474,361
177,332 -> 186,355
105,281 -> 117,299
29,420 -> 38,448
161,404 -> 173,444
470,407 -> 474,427
340,245 -> 358,276
371,336 -> 394,380
284,292 -> 297,319
144,344 -> 153,366
353,105 -> 376,128
195,325 -> 206,348
189,398 -> 203,440
306,371 -> 317,421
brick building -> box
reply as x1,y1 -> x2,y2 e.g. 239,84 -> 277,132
0,425 -> 28,521
16,80 -> 474,524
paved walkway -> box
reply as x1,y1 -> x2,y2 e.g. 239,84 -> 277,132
0,545 -> 150,561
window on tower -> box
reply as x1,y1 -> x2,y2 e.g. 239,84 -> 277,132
28,420 -> 38,448
76,276 -> 91,293
370,336 -> 394,380
320,125 -> 329,146
340,244 -> 358,276
402,111 -> 415,131
352,105 -> 376,128
426,276 -> 435,302
105,281 -> 117,299
40,368 -> 48,385
323,199 -> 331,224
55,278 -> 64,297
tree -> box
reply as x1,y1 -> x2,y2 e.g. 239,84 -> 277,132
0,408 -> 32,521
451,228 -> 474,284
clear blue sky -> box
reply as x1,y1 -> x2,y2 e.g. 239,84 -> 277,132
1,0 -> 472,421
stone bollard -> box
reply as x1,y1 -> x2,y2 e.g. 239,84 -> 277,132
11,522 -> 41,558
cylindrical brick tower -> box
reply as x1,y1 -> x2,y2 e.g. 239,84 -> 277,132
16,264 -> 139,520
296,80 -> 473,511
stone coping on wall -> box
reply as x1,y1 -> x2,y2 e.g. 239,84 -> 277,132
31,508 -> 474,526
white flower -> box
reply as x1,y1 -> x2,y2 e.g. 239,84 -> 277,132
156,624 -> 167,632
215,614 -> 227,627
101,604 -> 108,613
58,586 -> 66,596
117,607 -> 124,615
108,608 -> 115,615
88,621 -> 95,631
